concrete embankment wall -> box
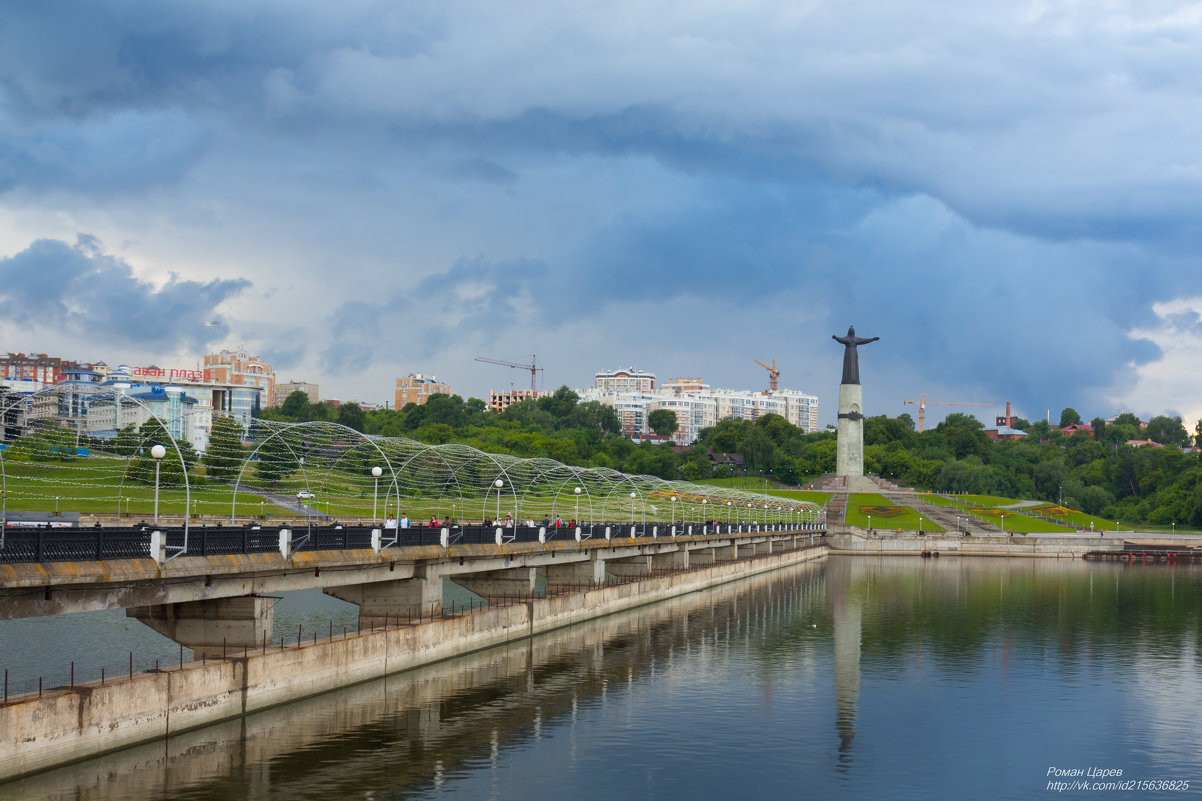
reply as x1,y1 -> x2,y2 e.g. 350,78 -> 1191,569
828,529 -> 1122,558
0,543 -> 826,781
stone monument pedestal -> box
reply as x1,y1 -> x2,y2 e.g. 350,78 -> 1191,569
836,383 -> 863,478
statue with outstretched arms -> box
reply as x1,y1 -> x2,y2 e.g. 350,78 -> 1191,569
832,326 -> 879,385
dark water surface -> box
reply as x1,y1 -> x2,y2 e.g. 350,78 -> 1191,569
4,556 -> 1202,800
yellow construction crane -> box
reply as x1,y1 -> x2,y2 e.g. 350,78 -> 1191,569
903,393 -> 993,432
753,358 -> 780,392
475,355 -> 542,391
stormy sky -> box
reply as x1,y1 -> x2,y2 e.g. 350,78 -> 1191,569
2,1 -> 1202,427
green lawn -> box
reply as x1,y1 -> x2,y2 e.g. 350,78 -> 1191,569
1022,504 -> 1126,533
962,507 -> 1075,534
0,456 -> 819,525
0,456 -> 240,517
694,477 -> 777,490
960,494 -> 1022,507
764,488 -> 834,506
845,493 -> 944,532
914,492 -> 957,507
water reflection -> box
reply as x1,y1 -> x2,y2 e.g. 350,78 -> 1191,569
6,562 -> 827,801
4,556 -> 1201,801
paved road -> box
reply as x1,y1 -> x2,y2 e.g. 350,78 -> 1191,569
232,484 -> 332,519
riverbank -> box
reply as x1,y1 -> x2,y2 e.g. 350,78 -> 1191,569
827,528 -> 1127,557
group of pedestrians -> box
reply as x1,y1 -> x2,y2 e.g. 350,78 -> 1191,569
380,512 -> 582,531
382,514 -> 410,530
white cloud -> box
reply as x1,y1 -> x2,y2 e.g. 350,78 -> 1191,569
1116,296 -> 1202,424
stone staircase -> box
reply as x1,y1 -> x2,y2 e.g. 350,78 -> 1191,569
808,474 -> 1004,534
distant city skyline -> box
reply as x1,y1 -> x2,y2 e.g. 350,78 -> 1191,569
3,3 -> 1201,429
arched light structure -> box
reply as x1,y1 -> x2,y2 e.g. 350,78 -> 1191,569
0,403 -> 823,552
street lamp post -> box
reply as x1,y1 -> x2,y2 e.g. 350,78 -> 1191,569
671,496 -> 677,526
371,466 -> 382,523
868,514 -> 872,532
574,486 -> 582,523
630,491 -> 637,523
151,444 -> 166,525
494,479 -> 504,523
701,498 -> 707,526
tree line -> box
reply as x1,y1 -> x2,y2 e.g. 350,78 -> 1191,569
254,391 -> 1202,526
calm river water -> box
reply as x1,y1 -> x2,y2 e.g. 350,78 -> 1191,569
3,556 -> 1202,800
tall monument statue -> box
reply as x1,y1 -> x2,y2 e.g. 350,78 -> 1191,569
832,325 -> 879,481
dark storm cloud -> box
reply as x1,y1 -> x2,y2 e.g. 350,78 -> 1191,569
321,255 -> 551,374
2,1 -> 1201,415
5,2 -> 1202,247
572,188 -> 1179,413
0,235 -> 249,349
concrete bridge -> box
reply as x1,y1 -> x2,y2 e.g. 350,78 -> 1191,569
0,522 -> 825,658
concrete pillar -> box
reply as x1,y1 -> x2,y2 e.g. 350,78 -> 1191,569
605,555 -> 652,581
651,548 -> 688,572
752,540 -> 773,555
128,595 -> 276,658
540,559 -> 605,593
325,574 -> 444,627
836,382 -> 865,477
451,567 -> 537,600
689,547 -> 717,566
714,544 -> 738,561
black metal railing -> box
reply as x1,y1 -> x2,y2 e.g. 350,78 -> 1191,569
0,523 -> 827,564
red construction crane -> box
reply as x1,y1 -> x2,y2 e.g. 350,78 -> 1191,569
475,354 -> 543,391
753,358 -> 780,392
903,393 -> 993,432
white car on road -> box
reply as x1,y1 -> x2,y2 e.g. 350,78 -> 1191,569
296,491 -> 316,501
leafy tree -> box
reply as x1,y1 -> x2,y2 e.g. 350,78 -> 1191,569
1059,407 -> 1082,427
5,426 -> 78,462
203,415 -> 246,483
126,420 -> 195,487
570,401 -> 620,434
1144,415 -> 1188,447
254,433 -> 299,484
337,402 -> 366,432
280,390 -> 309,418
112,425 -> 141,457
537,386 -> 581,424
648,409 -> 679,437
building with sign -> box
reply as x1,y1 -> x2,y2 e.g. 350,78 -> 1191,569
203,349 -> 275,410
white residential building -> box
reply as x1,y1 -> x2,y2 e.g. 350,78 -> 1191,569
579,370 -> 818,443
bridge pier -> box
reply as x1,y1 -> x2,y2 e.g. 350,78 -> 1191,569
540,559 -> 606,593
324,572 -> 444,627
128,595 -> 277,658
450,568 -> 537,601
605,555 -> 652,581
751,540 -> 773,555
713,543 -> 739,562
651,548 -> 688,572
